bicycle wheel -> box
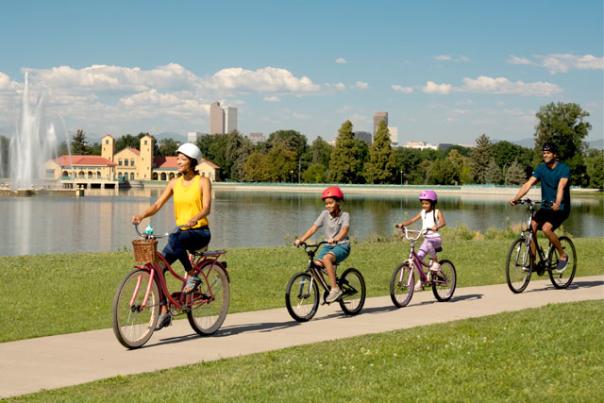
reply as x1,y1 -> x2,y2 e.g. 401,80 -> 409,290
505,237 -> 533,293
187,263 -> 230,335
547,236 -> 577,289
285,272 -> 319,322
338,268 -> 366,315
390,262 -> 414,308
431,259 -> 456,302
112,269 -> 159,349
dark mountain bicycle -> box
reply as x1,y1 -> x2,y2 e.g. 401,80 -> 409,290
285,241 -> 366,322
506,199 -> 577,293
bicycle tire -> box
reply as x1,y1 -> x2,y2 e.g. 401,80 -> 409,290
187,262 -> 230,335
505,237 -> 532,293
390,262 -> 414,308
285,272 -> 319,322
431,259 -> 456,302
547,236 -> 577,289
338,267 -> 366,315
112,269 -> 159,349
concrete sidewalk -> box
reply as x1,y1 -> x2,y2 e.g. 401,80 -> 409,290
1,275 -> 602,398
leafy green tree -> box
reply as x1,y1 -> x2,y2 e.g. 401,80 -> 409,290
471,133 -> 493,184
485,158 -> 503,184
302,163 -> 327,183
115,134 -> 139,152
492,141 -> 533,170
505,160 -> 527,185
534,102 -> 591,162
70,129 -> 91,155
586,149 -> 604,189
307,136 -> 332,169
427,159 -> 458,185
268,130 -> 307,161
393,147 -> 424,184
364,120 -> 396,183
198,131 -> 252,180
241,151 -> 271,182
267,142 -> 297,182
329,121 -> 366,183
158,138 -> 180,156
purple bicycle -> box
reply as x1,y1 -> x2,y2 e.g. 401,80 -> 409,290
390,227 -> 457,308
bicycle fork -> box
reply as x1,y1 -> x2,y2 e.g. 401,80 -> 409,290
130,270 -> 155,310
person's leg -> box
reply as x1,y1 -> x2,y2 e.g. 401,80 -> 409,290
541,222 -> 567,259
322,252 -> 338,289
179,228 -> 211,292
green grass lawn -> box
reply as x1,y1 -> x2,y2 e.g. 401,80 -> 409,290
10,300 -> 604,402
1,238 -> 603,343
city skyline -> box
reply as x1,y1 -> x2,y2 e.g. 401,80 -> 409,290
0,1 -> 602,145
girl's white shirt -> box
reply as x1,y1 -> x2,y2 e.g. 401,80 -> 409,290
420,209 -> 441,239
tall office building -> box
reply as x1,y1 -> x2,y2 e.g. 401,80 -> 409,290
225,107 -> 238,133
388,126 -> 399,146
187,131 -> 204,143
373,112 -> 388,138
209,102 -> 225,134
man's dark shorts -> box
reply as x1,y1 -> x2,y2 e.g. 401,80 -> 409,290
533,208 -> 569,230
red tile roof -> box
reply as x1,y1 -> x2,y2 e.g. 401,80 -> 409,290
55,155 -> 115,167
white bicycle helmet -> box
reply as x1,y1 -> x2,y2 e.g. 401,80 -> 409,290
176,143 -> 202,162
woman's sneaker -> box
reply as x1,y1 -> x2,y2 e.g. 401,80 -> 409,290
326,287 -> 343,303
429,261 -> 441,272
155,312 -> 172,331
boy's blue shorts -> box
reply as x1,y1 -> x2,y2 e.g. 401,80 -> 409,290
316,243 -> 351,265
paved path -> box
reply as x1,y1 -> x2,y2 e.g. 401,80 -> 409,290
1,275 -> 602,398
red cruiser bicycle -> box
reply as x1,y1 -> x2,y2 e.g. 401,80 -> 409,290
112,224 -> 230,349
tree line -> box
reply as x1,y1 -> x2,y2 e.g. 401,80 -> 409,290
0,102 -> 602,188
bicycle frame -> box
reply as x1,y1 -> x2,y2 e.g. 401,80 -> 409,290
131,225 -> 227,313
400,228 -> 433,285
518,200 -> 551,268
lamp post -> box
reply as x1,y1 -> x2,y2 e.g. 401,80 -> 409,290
400,169 -> 403,186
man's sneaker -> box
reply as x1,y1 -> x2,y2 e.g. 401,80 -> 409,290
556,256 -> 569,272
155,312 -> 172,331
325,287 -> 343,303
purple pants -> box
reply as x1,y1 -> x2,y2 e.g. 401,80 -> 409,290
418,237 -> 442,259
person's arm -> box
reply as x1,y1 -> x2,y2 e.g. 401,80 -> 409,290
295,225 -> 319,246
510,176 -> 538,205
433,209 -> 446,231
552,177 -> 569,212
395,212 -> 421,228
183,176 -> 212,228
131,180 -> 174,224
331,225 -> 350,244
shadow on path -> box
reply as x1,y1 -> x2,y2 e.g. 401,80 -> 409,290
526,279 -> 603,294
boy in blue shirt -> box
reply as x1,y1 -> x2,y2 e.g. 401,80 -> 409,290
510,143 -> 571,271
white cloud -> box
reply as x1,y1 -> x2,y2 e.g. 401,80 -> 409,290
391,84 -> 414,94
335,57 -> 347,64
208,66 -> 320,92
334,82 -> 346,91
355,81 -> 369,90
508,55 -> 533,65
423,81 -> 453,95
263,95 -> 280,102
461,76 -> 561,96
0,72 -> 19,91
508,53 -> 604,74
434,55 -> 470,62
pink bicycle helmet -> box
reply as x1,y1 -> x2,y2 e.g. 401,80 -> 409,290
321,186 -> 344,201
419,189 -> 438,202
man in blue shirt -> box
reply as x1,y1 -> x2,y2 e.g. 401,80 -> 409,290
510,143 -> 570,271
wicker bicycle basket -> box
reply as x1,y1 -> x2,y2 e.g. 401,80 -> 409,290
132,239 -> 158,263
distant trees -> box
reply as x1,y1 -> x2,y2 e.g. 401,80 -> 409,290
329,121 -> 366,183
470,134 -> 493,184
364,120 -> 396,183
70,129 -> 92,155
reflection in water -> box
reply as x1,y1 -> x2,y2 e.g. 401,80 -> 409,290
0,190 -> 602,256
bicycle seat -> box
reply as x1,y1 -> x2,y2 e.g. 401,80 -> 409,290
191,247 -> 226,257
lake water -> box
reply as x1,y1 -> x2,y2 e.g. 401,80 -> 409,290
0,188 -> 602,256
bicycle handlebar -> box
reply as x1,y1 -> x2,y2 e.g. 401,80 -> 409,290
297,240 -> 343,253
134,223 -> 174,240
514,198 -> 552,208
398,227 -> 426,241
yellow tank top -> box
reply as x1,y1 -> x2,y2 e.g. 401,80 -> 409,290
173,175 -> 209,229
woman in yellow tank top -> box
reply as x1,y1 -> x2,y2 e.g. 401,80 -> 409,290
132,143 -> 212,330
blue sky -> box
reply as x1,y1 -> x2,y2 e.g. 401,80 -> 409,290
0,0 -> 602,145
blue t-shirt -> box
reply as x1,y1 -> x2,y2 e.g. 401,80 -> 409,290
532,162 -> 571,213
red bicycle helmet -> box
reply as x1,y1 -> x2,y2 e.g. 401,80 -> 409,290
321,186 -> 344,201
